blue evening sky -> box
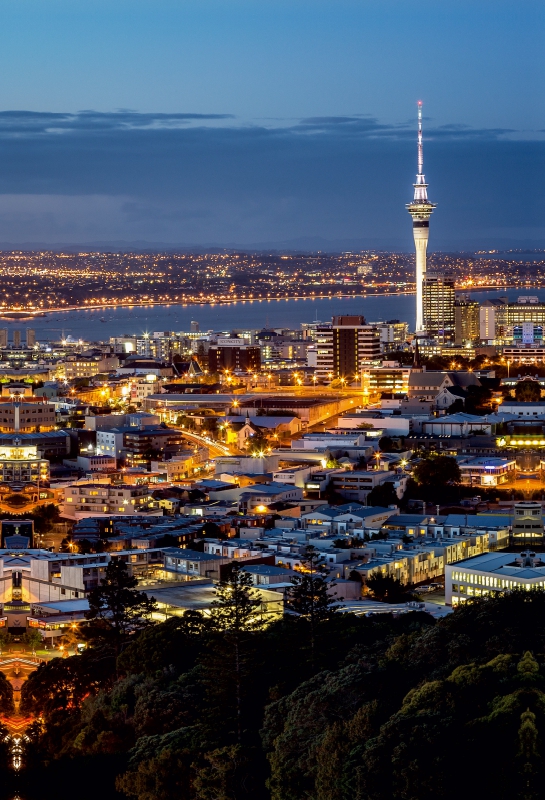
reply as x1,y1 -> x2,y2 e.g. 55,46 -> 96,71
0,0 -> 541,249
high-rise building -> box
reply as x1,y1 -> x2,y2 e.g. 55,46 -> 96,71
422,275 -> 455,342
13,330 -> 21,348
507,296 -> 545,326
316,316 -> 381,379
0,330 -> 7,349
407,101 -> 436,334
480,299 -> 508,342
315,324 -> 334,377
454,298 -> 480,345
370,320 -> 410,351
208,334 -> 261,373
479,297 -> 545,343
26,329 -> 36,348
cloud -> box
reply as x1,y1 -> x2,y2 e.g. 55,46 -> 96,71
0,110 -> 539,246
0,110 -> 235,137
0,109 -> 522,142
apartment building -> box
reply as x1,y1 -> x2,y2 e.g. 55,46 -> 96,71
315,316 -> 381,379
62,482 -> 158,520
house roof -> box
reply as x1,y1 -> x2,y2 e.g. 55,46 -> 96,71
498,401 -> 545,407
443,386 -> 467,399
447,372 -> 481,388
162,548 -> 222,561
33,599 -> 90,612
424,412 -> 486,424
223,415 -> 298,427
304,504 -> 391,520
243,564 -> 294,576
409,373 -> 450,388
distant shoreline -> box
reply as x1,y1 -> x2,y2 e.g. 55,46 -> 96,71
0,283 -> 529,318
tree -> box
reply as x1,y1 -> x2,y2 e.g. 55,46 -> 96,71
333,538 -> 350,549
366,573 -> 408,603
201,520 -> 221,538
207,562 -> 264,743
378,436 -> 395,452
366,482 -> 399,508
20,645 -> 116,722
446,398 -> 465,414
383,350 -> 414,365
22,629 -> 42,655
287,546 -> 339,669
465,383 -> 493,413
413,455 -> 461,487
85,560 -> 157,655
201,417 -> 218,435
515,379 -> 542,402
245,431 -> 269,456
0,671 -> 14,715
0,630 -> 11,654
32,503 -> 61,533
61,623 -> 83,655
117,610 -> 208,677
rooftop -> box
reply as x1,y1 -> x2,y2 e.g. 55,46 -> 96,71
162,548 -> 222,562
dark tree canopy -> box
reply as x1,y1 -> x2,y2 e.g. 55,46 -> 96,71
413,454 -> 461,487
86,560 -> 157,654
366,482 -> 399,508
515,379 -> 542,402
366,573 -> 409,603
20,575 -> 545,800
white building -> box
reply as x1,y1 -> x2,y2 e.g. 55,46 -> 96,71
62,481 -> 159,520
497,401 -> 545,417
96,429 -> 126,458
0,440 -> 49,485
421,413 -> 490,436
446,551 -> 545,606
336,414 -> 410,436
457,456 -> 516,487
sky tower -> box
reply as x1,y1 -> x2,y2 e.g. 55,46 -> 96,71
407,101 -> 436,334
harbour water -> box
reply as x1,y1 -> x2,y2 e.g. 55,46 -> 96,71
0,287 -> 542,342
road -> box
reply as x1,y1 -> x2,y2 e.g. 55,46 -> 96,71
179,430 -> 234,458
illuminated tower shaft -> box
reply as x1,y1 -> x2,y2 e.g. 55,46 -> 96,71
407,101 -> 436,333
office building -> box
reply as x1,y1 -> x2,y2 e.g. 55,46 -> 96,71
423,275 -> 455,342
315,316 -> 380,379
511,501 -> 544,543
208,334 -> 261,374
454,297 -> 480,345
0,440 -> 49,486
63,482 -> 158,520
371,320 -> 409,351
446,550 -> 545,607
480,297 -> 545,344
479,298 -> 508,342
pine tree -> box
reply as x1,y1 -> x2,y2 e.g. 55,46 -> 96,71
287,545 -> 339,670
205,562 -> 263,744
85,560 -> 157,655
